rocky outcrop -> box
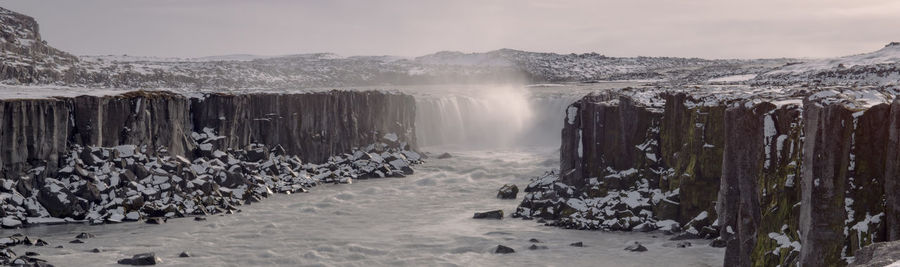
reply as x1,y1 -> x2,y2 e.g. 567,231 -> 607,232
516,87 -> 899,267
0,90 -> 416,179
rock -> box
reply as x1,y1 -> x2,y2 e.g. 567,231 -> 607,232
75,233 -> 95,239
528,238 -> 541,243
709,238 -> 727,248
676,241 -> 692,248
178,251 -> 191,258
669,232 -> 701,241
0,248 -> 15,260
496,184 -> 519,199
75,182 -> 102,203
117,252 -> 162,265
91,248 -> 102,253
849,240 -> 900,267
528,244 -> 548,250
473,210 -> 504,220
624,242 -> 647,252
25,251 -> 39,256
437,153 -> 452,159
1,216 -> 22,228
145,217 -> 166,224
193,217 -> 207,221
55,246 -> 63,249
570,242 -> 584,247
37,183 -> 87,218
494,245 -> 515,254
69,239 -> 84,244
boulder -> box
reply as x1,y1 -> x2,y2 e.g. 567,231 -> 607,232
75,182 -> 102,203
117,253 -> 162,265
37,184 -> 87,218
529,238 -> 541,243
570,242 -> 584,247
494,245 -> 515,254
624,242 -> 647,252
437,153 -> 452,159
496,184 -> 519,199
528,244 -> 548,250
178,251 -> 191,258
473,210 -> 504,220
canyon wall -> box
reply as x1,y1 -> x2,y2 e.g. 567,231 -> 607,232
518,88 -> 896,267
0,90 -> 417,179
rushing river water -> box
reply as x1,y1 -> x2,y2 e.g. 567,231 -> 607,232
3,83 -> 724,266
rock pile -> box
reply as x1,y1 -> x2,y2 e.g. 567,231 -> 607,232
0,137 -> 421,227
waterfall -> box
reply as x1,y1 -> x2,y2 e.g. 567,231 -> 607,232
414,85 -> 581,149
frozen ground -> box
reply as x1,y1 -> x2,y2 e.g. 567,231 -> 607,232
3,146 -> 723,267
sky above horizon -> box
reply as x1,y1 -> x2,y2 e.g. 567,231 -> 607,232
4,0 -> 900,59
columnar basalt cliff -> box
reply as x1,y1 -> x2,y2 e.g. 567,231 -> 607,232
0,90 -> 417,179
516,86 -> 899,266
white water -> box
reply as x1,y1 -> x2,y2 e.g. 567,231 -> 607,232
2,83 -> 724,266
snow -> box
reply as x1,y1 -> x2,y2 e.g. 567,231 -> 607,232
567,106 -> 578,125
383,133 -> 399,142
766,44 -> 900,75
708,74 -> 757,83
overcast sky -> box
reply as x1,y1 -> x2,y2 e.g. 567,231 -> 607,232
4,0 -> 900,59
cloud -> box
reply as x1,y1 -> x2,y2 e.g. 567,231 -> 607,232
4,0 -> 899,59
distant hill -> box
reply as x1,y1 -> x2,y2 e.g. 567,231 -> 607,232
3,6 -> 895,89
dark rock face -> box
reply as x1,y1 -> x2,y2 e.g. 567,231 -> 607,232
0,90 -> 417,179
518,90 -> 900,267
799,102 -> 853,267
717,103 -> 768,267
473,210 -> 504,220
497,184 -> 519,199
190,91 -> 416,163
885,100 -> 900,241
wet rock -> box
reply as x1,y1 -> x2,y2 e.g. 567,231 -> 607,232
494,245 -> 515,254
193,217 -> 207,221
528,238 -> 541,243
437,153 -> 452,159
669,232 -> 701,241
69,240 -> 84,244
145,217 -> 166,225
473,210 -> 504,220
676,241 -> 692,248
91,248 -> 102,253
117,252 -> 162,265
496,184 -> 519,199
624,242 -> 647,252
178,251 -> 191,258
25,251 -> 39,256
75,233 -> 95,239
570,242 -> 584,247
709,238 -> 727,248
528,244 -> 548,250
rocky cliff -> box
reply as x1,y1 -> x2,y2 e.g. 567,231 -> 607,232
0,90 -> 417,179
515,86 -> 899,266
